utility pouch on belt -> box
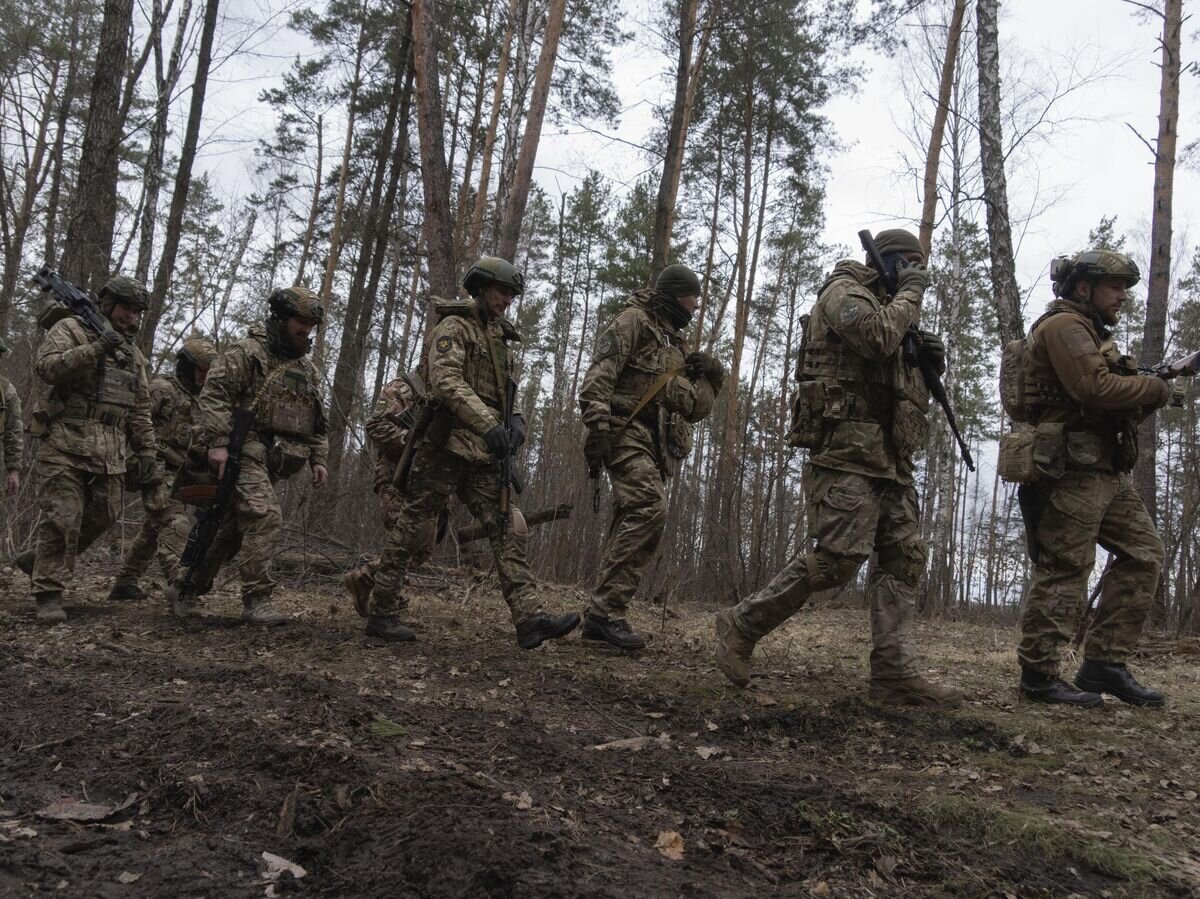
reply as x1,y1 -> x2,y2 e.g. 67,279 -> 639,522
787,380 -> 826,449
666,415 -> 692,461
1066,430 -> 1105,468
998,430 -> 1037,484
267,439 -> 309,480
891,398 -> 928,459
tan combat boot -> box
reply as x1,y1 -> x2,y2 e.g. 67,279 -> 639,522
243,593 -> 289,627
164,583 -> 202,619
34,593 -> 67,625
869,675 -> 963,710
715,608 -> 755,688
343,566 -> 373,618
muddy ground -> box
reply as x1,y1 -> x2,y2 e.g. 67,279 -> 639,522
1,562 -> 1198,898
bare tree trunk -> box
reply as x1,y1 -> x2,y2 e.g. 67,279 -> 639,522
141,0 -> 220,353
975,0 -> 1023,344
412,0 -> 458,299
918,0 -> 966,257
1134,0 -> 1182,524
294,114 -> 323,285
60,0 -> 134,290
495,0 -> 566,261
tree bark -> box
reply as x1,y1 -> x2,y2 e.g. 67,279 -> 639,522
495,0 -> 566,262
918,0 -> 966,257
59,0 -> 135,290
294,114 -> 323,285
975,0 -> 1023,344
141,0 -> 220,353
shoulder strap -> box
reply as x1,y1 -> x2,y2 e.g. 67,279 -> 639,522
614,365 -> 687,439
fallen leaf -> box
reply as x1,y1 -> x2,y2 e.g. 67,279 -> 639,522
116,872 -> 141,885
503,791 -> 534,810
811,881 -> 831,896
37,794 -> 137,823
645,712 -> 666,719
589,734 -> 670,752
261,851 -> 306,881
705,720 -> 719,732
753,692 -> 778,707
696,746 -> 720,760
874,854 -> 898,877
655,830 -> 684,860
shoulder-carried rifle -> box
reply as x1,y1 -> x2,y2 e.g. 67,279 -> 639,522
32,265 -> 130,362
857,230 -> 975,472
499,376 -> 518,539
177,408 -> 256,601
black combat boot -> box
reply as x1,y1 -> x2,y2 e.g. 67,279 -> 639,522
1075,660 -> 1165,708
34,592 -> 67,625
366,615 -> 416,642
515,611 -> 580,650
14,550 -> 34,577
581,614 -> 646,651
1020,668 -> 1103,708
107,580 -> 147,601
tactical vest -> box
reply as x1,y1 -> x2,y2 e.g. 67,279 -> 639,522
253,361 -> 319,440
609,291 -> 687,423
56,349 -> 139,429
154,376 -> 200,462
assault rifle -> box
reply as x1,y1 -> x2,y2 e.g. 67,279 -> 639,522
857,230 -> 975,472
32,265 -> 130,362
1154,349 -> 1200,380
177,408 -> 256,601
499,377 -> 518,539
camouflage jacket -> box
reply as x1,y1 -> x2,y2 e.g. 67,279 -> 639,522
803,259 -> 927,484
365,374 -> 420,492
0,374 -> 23,472
197,328 -> 329,470
34,317 -> 155,474
426,298 -> 520,465
149,374 -> 202,469
578,289 -> 715,476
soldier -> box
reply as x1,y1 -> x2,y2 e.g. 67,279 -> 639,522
342,372 -> 439,619
366,256 -> 579,648
578,264 -> 722,650
107,338 -> 218,601
164,287 -> 329,625
714,229 -> 963,708
1012,251 -> 1170,708
26,276 -> 158,624
0,335 -> 23,497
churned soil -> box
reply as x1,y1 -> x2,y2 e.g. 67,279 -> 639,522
1,562 -> 1198,897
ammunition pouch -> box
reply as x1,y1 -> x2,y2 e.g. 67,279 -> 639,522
60,396 -> 127,429
1065,429 -> 1106,469
891,397 -> 928,459
999,422 -> 1069,485
787,380 -> 826,449
267,438 -> 309,480
1116,419 -> 1139,472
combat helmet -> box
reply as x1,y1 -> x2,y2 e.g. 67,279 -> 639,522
176,337 -> 218,389
462,257 -> 525,298
268,285 -> 325,324
98,275 -> 150,311
1051,250 -> 1140,298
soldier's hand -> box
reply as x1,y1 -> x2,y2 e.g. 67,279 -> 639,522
208,446 -> 229,480
510,413 -> 527,452
915,329 -> 947,376
98,328 -> 126,356
895,260 -> 930,297
584,427 -> 612,467
136,451 -> 163,487
484,424 -> 510,460
311,463 -> 329,488
4,470 -> 18,496
685,351 -> 726,391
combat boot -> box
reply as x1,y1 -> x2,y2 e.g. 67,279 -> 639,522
1020,668 -> 1103,708
165,584 -> 202,619
581,614 -> 646,651
34,593 -> 67,625
343,566 -> 374,618
14,550 -> 34,577
242,594 -> 289,627
1074,660 -> 1165,708
715,608 -> 755,688
869,675 -> 964,709
107,580 -> 147,602
515,611 -> 580,650
365,615 -> 416,642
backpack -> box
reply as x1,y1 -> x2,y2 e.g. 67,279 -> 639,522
998,335 -> 1031,423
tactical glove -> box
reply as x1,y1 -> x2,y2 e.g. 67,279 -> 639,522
895,260 -> 930,297
97,329 -> 126,356
915,329 -> 946,376
685,351 -> 726,392
511,413 -> 527,452
484,424 -> 510,460
584,428 -> 612,468
135,451 -> 163,487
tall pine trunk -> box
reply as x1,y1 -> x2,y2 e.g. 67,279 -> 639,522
918,0 -> 966,257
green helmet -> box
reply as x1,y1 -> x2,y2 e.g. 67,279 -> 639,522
1051,250 -> 1140,298
98,275 -> 150,311
268,285 -> 325,324
178,337 -> 218,370
655,263 -> 702,300
462,256 -> 525,297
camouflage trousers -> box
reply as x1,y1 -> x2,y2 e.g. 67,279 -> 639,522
350,487 -> 436,589
371,441 -> 537,624
732,465 -> 927,680
1017,471 -> 1162,675
31,461 -> 123,597
113,470 -> 191,586
588,436 -> 668,621
172,457 -> 281,600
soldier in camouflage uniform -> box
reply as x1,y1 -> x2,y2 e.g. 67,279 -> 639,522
1,336 -> 24,497
107,338 -> 218,601
367,257 -> 580,648
1014,250 -> 1170,708
579,264 -> 722,650
342,373 -> 439,619
164,288 -> 329,625
715,229 -> 962,708
26,276 -> 158,624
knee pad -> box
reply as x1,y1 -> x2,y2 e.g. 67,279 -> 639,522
878,537 -> 928,587
806,549 -> 863,591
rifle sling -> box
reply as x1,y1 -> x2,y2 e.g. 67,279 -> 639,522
614,366 -> 686,440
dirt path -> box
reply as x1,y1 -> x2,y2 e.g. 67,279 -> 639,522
1,567 -> 1198,897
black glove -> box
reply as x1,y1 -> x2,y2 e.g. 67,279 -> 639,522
97,329 -> 126,356
685,351 -> 726,392
510,413 -> 527,452
134,452 -> 163,487
484,424 -> 510,460
895,260 -> 930,297
584,428 -> 612,468
916,329 -> 946,376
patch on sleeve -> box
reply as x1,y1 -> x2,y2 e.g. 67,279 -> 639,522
840,301 -> 862,327
435,335 -> 453,355
1060,323 -> 1098,359
596,330 -> 619,359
